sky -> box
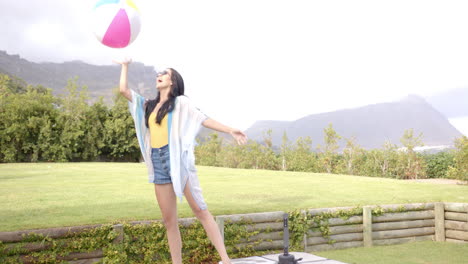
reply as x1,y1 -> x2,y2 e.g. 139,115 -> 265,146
1,0 -> 468,134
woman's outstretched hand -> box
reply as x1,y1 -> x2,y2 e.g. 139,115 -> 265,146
113,57 -> 132,65
230,129 -> 248,145
202,119 -> 248,145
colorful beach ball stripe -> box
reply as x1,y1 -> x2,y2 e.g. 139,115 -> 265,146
93,0 -> 141,48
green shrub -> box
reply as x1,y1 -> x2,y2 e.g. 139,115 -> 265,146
447,136 -> 468,182
422,151 -> 455,178
2,220 -> 261,264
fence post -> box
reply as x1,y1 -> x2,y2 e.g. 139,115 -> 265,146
113,224 -> 124,244
363,206 -> 373,247
215,216 -> 225,243
302,210 -> 308,252
465,204 -> 468,222
434,202 -> 445,242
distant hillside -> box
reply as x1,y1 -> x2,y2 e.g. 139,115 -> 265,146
0,50 -> 157,103
1,50 -> 464,149
245,95 -> 463,149
425,87 -> 468,118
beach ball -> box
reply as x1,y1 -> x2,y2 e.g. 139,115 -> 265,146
92,0 -> 141,48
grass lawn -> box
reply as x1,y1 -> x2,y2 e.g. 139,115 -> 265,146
316,241 -> 468,264
0,163 -> 467,232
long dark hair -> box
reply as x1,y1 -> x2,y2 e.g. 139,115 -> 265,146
145,68 -> 185,127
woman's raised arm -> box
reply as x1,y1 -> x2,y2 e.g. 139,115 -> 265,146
202,118 -> 247,145
114,58 -> 132,102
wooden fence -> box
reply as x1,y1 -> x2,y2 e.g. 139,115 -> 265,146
443,203 -> 468,243
215,202 -> 467,252
1,202 -> 466,263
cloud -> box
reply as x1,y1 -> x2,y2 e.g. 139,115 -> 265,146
2,0 -> 468,130
0,0 -> 92,61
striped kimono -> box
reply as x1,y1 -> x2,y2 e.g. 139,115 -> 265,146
128,90 -> 209,210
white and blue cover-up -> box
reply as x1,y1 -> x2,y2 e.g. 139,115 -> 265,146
128,90 -> 209,210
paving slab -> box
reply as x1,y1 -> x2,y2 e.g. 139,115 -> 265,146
220,252 -> 349,264
262,251 -> 327,262
222,256 -> 276,263
309,260 -> 349,264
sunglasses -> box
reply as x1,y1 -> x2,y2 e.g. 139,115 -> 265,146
157,70 -> 170,76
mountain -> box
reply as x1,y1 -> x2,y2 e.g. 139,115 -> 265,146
245,95 -> 463,149
1,50 -> 463,149
0,50 -> 157,103
425,87 -> 468,118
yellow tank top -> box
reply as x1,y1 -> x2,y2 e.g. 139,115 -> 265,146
149,111 -> 168,148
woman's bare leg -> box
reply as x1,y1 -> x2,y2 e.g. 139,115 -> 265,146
183,184 -> 232,264
154,184 -> 182,264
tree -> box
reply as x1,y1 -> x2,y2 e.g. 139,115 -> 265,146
216,142 -> 235,168
81,98 -> 109,160
380,141 -> 399,177
341,137 -> 364,175
280,131 -> 291,171
422,151 -> 455,179
103,90 -> 140,161
196,133 -> 223,166
0,74 -> 27,97
318,123 -> 342,173
289,136 -> 316,172
258,129 -> 280,170
0,82 -> 60,162
362,141 -> 399,178
447,136 -> 468,182
398,129 -> 426,179
245,140 -> 263,169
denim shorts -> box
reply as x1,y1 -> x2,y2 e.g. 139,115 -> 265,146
151,145 -> 172,184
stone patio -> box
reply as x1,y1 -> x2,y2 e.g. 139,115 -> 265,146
220,252 -> 348,264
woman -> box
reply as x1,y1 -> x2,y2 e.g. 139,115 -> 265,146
116,58 -> 247,264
